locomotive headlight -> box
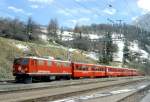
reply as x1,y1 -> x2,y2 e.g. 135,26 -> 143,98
24,67 -> 28,72
18,66 -> 21,71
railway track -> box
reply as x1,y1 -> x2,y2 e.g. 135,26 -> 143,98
0,77 -> 143,94
50,79 -> 150,102
117,80 -> 150,102
0,78 -> 119,94
0,77 -> 147,102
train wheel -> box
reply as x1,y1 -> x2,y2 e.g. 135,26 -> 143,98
15,76 -> 24,83
66,75 -> 71,80
24,77 -> 32,84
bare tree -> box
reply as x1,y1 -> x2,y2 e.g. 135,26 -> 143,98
47,18 -> 59,41
26,17 -> 41,40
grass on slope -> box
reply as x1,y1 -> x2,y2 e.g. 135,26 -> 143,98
0,37 -> 96,80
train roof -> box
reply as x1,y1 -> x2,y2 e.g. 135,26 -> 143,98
15,56 -> 137,70
15,56 -> 71,63
73,61 -> 105,66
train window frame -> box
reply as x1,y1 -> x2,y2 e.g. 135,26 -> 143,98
63,62 -> 70,67
47,61 -> 52,66
82,66 -> 88,71
92,66 -> 96,71
21,58 -> 29,65
56,62 -> 62,67
31,59 -> 36,66
75,65 -> 79,70
38,60 -> 45,66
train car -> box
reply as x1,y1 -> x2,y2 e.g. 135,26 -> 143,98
92,65 -> 106,78
131,69 -> 138,76
72,62 -> 106,78
13,57 -> 72,83
13,56 -> 140,83
72,62 -> 94,78
106,66 -> 118,77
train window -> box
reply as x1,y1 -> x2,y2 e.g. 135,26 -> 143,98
100,68 -> 104,71
99,68 -> 102,71
47,61 -> 52,66
82,66 -> 88,71
96,67 -> 98,71
21,58 -> 29,65
38,60 -> 44,66
80,66 -> 82,70
31,59 -> 36,66
64,63 -> 70,67
95,68 -> 98,71
92,66 -> 96,71
75,65 -> 79,70
79,66 -> 82,70
57,62 -> 62,67
14,58 -> 21,64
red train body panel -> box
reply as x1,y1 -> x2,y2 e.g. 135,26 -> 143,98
12,57 -> 140,83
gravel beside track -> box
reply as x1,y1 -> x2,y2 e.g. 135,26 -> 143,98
50,79 -> 150,102
0,77 -> 146,102
0,77 -> 141,93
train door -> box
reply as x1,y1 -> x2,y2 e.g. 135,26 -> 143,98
29,59 -> 37,73
91,66 -> 95,78
105,67 -> 108,77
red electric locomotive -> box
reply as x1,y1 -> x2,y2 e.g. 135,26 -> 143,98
13,57 -> 72,83
12,56 -> 140,83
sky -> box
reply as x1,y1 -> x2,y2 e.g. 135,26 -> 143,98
0,0 -> 150,28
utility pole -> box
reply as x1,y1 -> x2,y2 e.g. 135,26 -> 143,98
116,20 -> 124,25
116,19 -> 124,39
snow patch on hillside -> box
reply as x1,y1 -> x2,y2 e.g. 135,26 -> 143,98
112,33 -> 124,62
16,44 -> 29,52
84,52 -> 99,60
130,41 -> 148,59
113,40 -> 124,62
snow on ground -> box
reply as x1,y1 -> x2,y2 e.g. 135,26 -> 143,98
113,40 -> 124,62
15,44 -> 29,52
83,52 -> 99,61
113,33 -> 124,62
130,41 -> 149,59
58,31 -> 103,41
58,31 -> 73,41
68,48 -> 77,52
88,34 -> 102,39
38,34 -> 48,41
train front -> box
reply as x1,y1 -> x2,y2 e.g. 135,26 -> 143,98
13,57 -> 30,82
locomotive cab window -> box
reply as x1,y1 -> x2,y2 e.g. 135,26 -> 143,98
21,58 -> 29,65
38,60 -> 45,66
14,58 -> 21,64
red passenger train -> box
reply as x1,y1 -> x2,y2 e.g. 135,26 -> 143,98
13,56 -> 139,83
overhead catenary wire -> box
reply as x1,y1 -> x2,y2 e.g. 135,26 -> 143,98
73,0 -> 103,18
51,1 -> 81,19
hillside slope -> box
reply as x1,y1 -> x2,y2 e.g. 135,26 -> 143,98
0,37 -> 96,80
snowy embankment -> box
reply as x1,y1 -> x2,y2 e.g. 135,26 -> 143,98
112,33 -> 124,62
15,44 -> 29,52
129,41 -> 149,59
83,52 -> 99,61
